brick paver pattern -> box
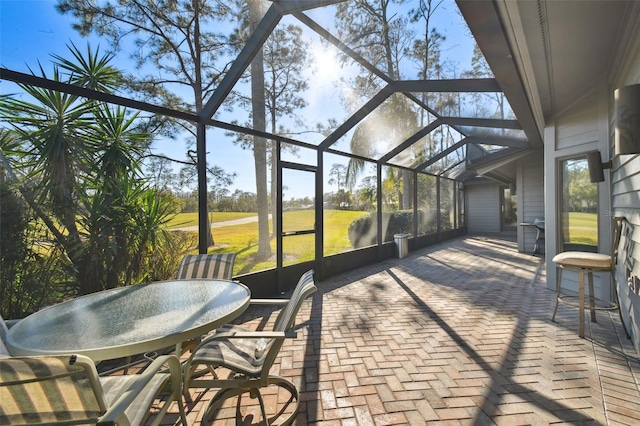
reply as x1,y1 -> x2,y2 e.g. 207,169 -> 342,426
151,236 -> 640,425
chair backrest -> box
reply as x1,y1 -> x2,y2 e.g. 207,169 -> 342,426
1,315 -> 11,357
615,217 -> 638,292
273,269 -> 316,333
176,253 -> 237,280
0,355 -> 108,425
258,270 -> 317,375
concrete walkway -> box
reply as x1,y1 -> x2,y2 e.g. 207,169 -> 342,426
172,215 -> 265,232
156,235 -> 640,425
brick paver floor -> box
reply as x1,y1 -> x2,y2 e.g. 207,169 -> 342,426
150,235 -> 640,425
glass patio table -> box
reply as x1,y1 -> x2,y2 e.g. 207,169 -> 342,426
6,279 -> 251,362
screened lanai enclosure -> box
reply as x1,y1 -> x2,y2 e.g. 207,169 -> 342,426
0,0 -> 538,299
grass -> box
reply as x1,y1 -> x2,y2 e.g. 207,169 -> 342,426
564,212 -> 597,246
171,209 -> 368,274
182,210 -> 597,274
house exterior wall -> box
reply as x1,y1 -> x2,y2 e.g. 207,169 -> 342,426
516,151 -> 545,254
610,17 -> 640,353
544,81 -> 612,299
541,15 -> 639,352
466,183 -> 501,233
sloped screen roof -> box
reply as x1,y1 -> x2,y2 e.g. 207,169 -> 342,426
1,0 -> 530,181
198,0 -> 529,180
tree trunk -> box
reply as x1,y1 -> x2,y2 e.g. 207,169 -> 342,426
249,0 -> 272,260
270,139 -> 277,238
193,0 -> 215,247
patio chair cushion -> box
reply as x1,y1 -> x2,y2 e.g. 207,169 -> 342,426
552,251 -> 612,269
0,356 -> 104,424
0,354 -> 186,426
100,373 -> 169,426
190,324 -> 272,376
176,253 -> 237,280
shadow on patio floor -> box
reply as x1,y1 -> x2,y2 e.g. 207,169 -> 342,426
128,235 -> 640,425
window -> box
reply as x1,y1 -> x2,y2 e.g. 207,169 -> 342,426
559,157 -> 598,252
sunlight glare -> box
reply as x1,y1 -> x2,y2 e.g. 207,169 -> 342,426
312,46 -> 341,81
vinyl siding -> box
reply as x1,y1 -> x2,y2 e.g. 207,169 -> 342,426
544,83 -> 610,300
609,14 -> 640,354
519,151 -> 545,254
466,183 -> 501,233
558,88 -> 605,306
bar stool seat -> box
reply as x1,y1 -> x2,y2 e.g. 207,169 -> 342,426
551,251 -> 620,338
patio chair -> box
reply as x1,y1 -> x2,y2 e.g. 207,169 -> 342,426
183,269 -> 317,426
176,252 -> 237,280
0,353 -> 187,426
173,252 -> 238,354
1,314 -> 21,357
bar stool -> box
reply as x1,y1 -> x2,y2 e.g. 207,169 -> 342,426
551,251 -> 625,338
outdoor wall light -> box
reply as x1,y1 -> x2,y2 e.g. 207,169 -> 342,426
615,83 -> 640,155
586,150 -> 611,183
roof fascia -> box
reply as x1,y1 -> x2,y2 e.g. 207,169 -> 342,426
467,136 -> 529,149
467,147 -> 531,175
392,79 -> 501,93
456,0 -> 543,148
441,116 -> 521,130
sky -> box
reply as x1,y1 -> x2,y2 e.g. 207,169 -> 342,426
1,0 -> 477,200
1,1 -> 96,71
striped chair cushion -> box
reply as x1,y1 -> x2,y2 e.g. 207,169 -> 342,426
176,253 -> 237,280
0,357 -> 103,425
100,373 -> 169,426
190,324 -> 273,376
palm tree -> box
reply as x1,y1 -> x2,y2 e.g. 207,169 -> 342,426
0,44 -> 176,295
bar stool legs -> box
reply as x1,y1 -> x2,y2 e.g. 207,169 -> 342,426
551,267 -> 562,322
551,266 -> 597,338
551,251 -> 628,339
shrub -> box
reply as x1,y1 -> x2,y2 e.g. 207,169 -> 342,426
0,182 -> 70,318
347,210 -> 441,248
143,230 -> 198,282
348,211 -> 413,248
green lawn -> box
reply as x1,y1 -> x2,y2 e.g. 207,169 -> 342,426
170,209 -> 368,274
564,212 -> 597,246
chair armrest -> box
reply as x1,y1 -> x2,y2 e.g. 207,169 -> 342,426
4,319 -> 21,328
224,331 -> 297,339
97,351 -> 158,377
192,330 -> 297,355
98,354 -> 183,425
249,298 -> 289,306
